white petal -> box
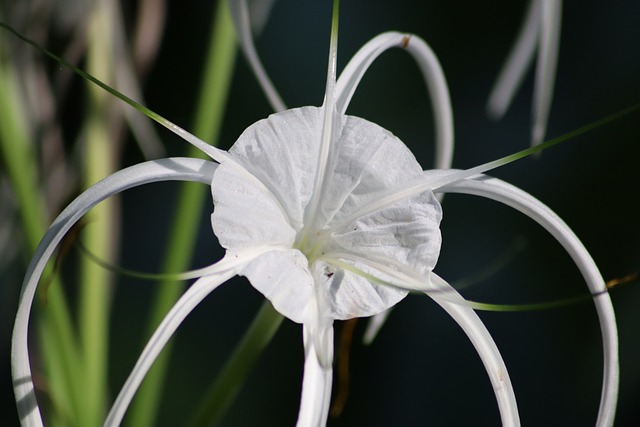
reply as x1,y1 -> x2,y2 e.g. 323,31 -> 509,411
429,273 -> 520,427
436,172 -> 619,427
487,0 -> 541,119
486,0 -> 562,148
105,247 -> 276,426
105,264 -> 237,427
330,189 -> 441,273
11,158 -> 216,427
532,0 -> 562,147
238,249 -> 314,324
336,31 -> 454,170
247,0 -> 278,35
229,0 -> 286,112
213,107 -> 323,232
320,113 -> 433,229
312,258 -> 408,320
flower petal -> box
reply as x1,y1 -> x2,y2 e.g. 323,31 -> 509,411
487,0 -> 541,119
11,158 -> 216,427
435,172 -> 619,426
532,0 -> 562,146
212,107 -> 322,233
336,31 -> 454,170
105,247 -> 274,426
229,0 -> 286,112
237,249 -> 314,324
105,265 -> 236,427
429,273 -> 520,427
487,0 -> 562,147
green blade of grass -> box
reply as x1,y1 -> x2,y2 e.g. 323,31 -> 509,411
188,301 -> 283,427
124,2 -> 238,426
78,4 -> 118,425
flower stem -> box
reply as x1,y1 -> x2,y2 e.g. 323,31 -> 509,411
78,2 -> 118,424
188,301 -> 283,427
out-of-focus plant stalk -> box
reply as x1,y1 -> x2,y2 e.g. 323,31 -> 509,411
188,301 -> 283,427
125,2 -> 237,426
79,1 -> 118,424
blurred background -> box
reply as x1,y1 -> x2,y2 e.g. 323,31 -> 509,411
1,0 -> 639,425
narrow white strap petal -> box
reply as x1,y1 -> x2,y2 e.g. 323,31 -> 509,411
229,0 -> 287,112
429,273 -> 520,426
248,0 -> 278,35
362,308 -> 391,345
296,323 -> 334,427
105,269 -> 235,426
302,1 -> 340,232
111,0 -> 165,159
335,31 -> 454,170
11,158 -> 216,427
487,0 -> 541,119
531,0 -> 562,147
437,173 -> 619,427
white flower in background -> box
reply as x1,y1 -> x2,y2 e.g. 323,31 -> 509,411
12,1 -> 617,427
487,0 -> 563,147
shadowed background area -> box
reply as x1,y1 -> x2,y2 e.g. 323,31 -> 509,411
1,0 -> 639,425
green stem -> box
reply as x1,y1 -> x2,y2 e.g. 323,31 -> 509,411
125,2 -> 237,426
188,301 -> 284,427
78,2 -> 117,425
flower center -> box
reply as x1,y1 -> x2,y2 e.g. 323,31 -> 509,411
294,227 -> 332,264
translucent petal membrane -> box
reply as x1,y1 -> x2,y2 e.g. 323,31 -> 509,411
211,106 -> 442,323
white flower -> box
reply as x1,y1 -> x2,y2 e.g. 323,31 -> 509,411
12,2 -> 618,427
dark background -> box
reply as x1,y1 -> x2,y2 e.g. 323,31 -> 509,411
2,0 -> 639,425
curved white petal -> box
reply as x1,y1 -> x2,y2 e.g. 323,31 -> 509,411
487,0 -> 562,148
321,253 -> 520,424
105,248 -> 273,426
487,0 -> 541,119
434,172 -> 618,427
429,273 -> 520,427
335,31 -> 454,170
11,158 -> 216,427
229,0 -> 286,112
532,0 -> 562,147
248,0 -> 278,36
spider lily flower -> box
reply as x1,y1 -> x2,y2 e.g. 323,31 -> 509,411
487,0 -> 562,147
12,3 -> 618,427
229,0 -> 454,342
